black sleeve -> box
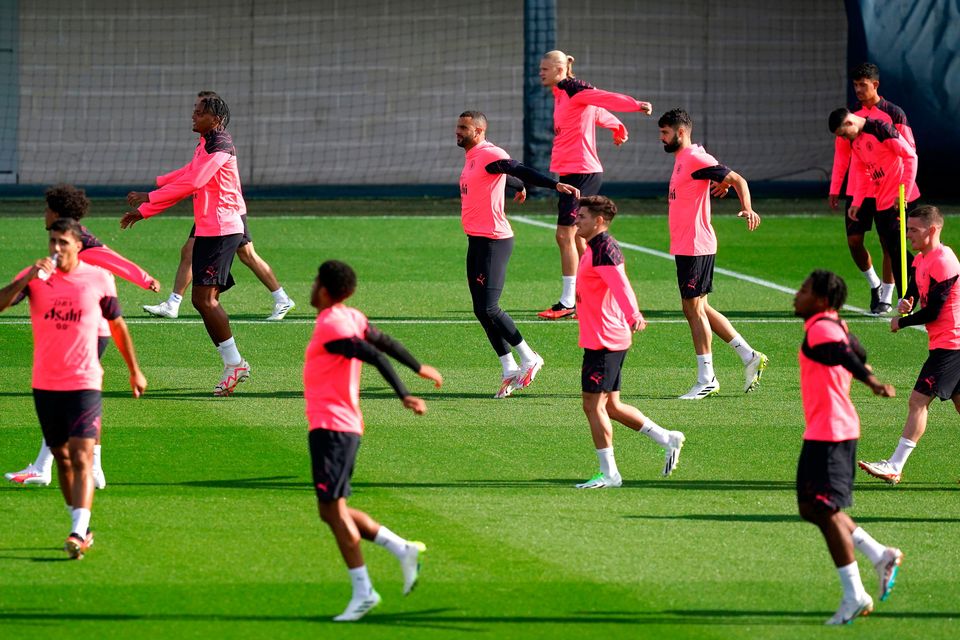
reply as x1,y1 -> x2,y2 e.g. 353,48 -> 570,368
364,324 -> 421,372
100,295 -> 122,321
505,176 -> 525,192
902,272 -> 919,304
485,159 -> 558,190
323,337 -> 411,399
806,340 -> 872,382
690,165 -> 732,182
899,275 -> 958,328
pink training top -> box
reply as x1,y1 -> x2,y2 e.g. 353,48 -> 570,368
830,98 -> 916,196
668,145 -> 724,256
913,245 -> 960,350
550,78 -> 643,175
15,262 -> 120,391
849,119 -> 919,211
799,311 -> 860,442
304,304 -> 370,435
459,140 -> 514,240
576,232 -> 643,351
138,130 -> 246,236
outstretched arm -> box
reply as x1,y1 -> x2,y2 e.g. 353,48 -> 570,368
485,160 -> 580,199
805,339 -> 894,397
365,325 -> 443,388
80,246 -> 160,291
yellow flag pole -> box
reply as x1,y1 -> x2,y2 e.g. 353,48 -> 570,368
899,183 -> 907,298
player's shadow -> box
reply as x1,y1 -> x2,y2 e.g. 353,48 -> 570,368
360,389 -> 583,400
625,513 -> 960,524
0,606 -> 956,628
136,389 -> 304,400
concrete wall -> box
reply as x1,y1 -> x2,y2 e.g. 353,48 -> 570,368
12,0 -> 845,187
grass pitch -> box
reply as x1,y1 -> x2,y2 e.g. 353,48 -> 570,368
0,198 -> 958,639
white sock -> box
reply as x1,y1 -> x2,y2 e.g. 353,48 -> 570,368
639,418 -> 671,447
167,292 -> 183,307
216,337 -> 242,366
374,525 -> 409,559
888,437 -> 916,472
559,276 -> 577,308
514,340 -> 537,367
34,440 -> 54,474
851,527 -> 885,566
93,444 -> 102,473
862,267 -> 882,289
271,287 -> 289,305
596,447 -> 619,479
71,507 -> 91,537
727,333 -> 755,364
837,562 -> 867,600
499,353 -> 520,377
347,565 -> 373,598
696,354 -> 714,384
879,283 -> 895,304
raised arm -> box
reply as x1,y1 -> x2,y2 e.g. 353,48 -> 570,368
0,261 -> 49,312
570,86 -> 652,115
80,246 -> 160,291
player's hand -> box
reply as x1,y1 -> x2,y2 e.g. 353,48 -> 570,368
120,211 -> 144,229
710,182 -> 730,198
556,183 -> 580,199
890,317 -> 901,333
513,188 -> 527,204
130,370 -> 147,398
869,379 -> 895,398
637,101 -> 653,115
418,364 -> 443,388
402,395 -> 427,415
126,191 -> 149,207
898,296 -> 914,314
631,316 -> 647,333
613,125 -> 628,146
32,257 -> 56,279
847,205 -> 859,221
828,194 -> 840,211
148,279 -> 161,293
738,210 -> 761,231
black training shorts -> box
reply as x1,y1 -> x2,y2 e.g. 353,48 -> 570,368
557,173 -> 603,226
33,389 -> 103,448
914,348 -> 960,401
796,439 -> 857,512
309,428 -> 361,502
581,348 -> 627,393
675,254 -> 715,298
192,233 -> 243,291
844,197 -> 878,237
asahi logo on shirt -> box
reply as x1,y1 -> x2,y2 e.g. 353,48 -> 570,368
44,297 -> 82,330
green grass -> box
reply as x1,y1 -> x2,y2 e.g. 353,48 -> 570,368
1,199 -> 958,639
